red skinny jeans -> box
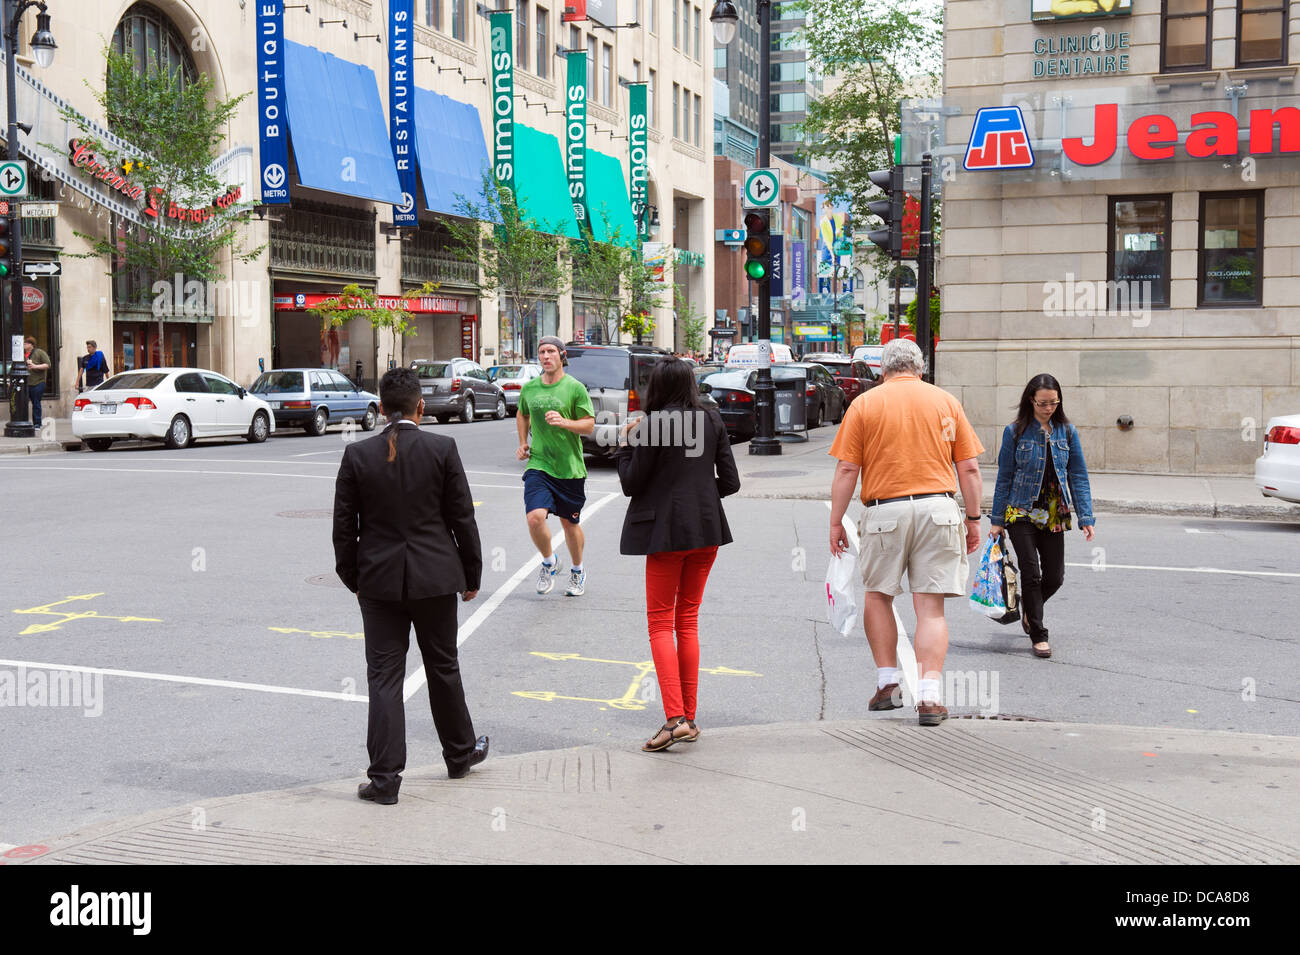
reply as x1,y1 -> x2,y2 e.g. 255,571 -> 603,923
644,546 -> 718,721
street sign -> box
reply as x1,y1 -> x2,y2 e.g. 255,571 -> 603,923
0,201 -> 8,215
20,202 -> 58,219
0,160 -> 28,196
22,261 -> 62,277
743,168 -> 780,209
717,228 -> 744,243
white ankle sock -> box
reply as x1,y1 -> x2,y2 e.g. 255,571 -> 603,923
918,678 -> 942,704
571,564 -> 583,574
877,667 -> 900,690
541,555 -> 555,567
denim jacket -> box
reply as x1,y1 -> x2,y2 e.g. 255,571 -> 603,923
991,421 -> 1095,527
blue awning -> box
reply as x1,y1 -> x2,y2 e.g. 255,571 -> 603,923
284,42 -> 404,204
413,88 -> 492,218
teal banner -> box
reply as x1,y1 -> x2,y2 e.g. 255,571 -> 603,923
489,11 -> 515,199
566,51 -> 589,231
628,83 -> 648,240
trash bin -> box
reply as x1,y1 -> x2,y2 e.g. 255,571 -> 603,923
772,374 -> 807,434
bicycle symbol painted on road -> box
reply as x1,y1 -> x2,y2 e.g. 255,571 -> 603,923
13,594 -> 161,635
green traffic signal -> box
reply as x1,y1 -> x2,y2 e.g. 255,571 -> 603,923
0,264 -> 8,278
744,259 -> 767,281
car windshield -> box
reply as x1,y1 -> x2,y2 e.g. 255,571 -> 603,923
819,362 -> 851,376
251,371 -> 304,393
99,372 -> 167,391
565,352 -> 630,390
768,366 -> 809,381
489,365 -> 523,381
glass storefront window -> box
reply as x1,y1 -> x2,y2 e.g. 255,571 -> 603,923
1199,192 -> 1263,306
1238,0 -> 1288,66
1162,0 -> 1211,71
1109,196 -> 1171,309
498,300 -> 558,363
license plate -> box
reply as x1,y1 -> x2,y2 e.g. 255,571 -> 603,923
100,403 -> 117,414
270,401 -> 280,409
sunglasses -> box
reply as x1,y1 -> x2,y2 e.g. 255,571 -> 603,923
1034,400 -> 1060,409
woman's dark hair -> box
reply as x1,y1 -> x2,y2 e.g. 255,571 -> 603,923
643,357 -> 701,412
380,367 -> 422,461
1013,373 -> 1070,438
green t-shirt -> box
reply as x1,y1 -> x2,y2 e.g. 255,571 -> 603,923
518,373 -> 595,480
27,349 -> 52,387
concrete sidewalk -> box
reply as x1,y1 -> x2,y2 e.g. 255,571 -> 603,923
14,718 -> 1299,864
0,416 -> 78,455
734,427 -> 1299,521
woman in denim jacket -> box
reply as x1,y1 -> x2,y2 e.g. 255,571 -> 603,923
990,374 -> 1096,659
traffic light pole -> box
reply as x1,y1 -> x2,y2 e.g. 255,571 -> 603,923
3,0 -> 33,436
749,0 -> 779,455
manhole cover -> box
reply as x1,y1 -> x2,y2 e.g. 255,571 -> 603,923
748,470 -> 809,478
278,509 -> 333,519
306,574 -> 346,589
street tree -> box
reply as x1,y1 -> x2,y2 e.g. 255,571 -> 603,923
570,221 -> 667,345
306,281 -> 439,383
674,283 -> 707,356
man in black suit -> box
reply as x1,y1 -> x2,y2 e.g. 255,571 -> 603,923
333,367 -> 489,804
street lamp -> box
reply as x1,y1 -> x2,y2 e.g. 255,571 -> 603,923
2,0 -> 56,439
711,0 -> 780,454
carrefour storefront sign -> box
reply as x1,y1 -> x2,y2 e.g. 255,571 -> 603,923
1033,30 -> 1130,77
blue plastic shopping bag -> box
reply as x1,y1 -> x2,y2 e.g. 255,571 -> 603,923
969,536 -> 1007,618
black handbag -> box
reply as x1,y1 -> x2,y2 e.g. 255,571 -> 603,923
994,533 -> 1021,625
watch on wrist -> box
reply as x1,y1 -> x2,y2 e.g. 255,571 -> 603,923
965,514 -> 981,521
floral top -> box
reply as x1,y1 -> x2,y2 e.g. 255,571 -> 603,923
1004,429 -> 1073,532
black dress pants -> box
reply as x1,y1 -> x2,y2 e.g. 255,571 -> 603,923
359,593 -> 477,793
1006,522 -> 1066,642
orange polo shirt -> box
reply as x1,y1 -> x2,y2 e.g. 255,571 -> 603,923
828,375 -> 984,502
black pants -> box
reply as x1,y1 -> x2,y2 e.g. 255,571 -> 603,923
1006,522 -> 1065,642
359,594 -> 477,793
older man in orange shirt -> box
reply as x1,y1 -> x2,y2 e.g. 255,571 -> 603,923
829,339 -> 984,726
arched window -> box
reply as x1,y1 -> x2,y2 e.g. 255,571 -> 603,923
111,2 -> 198,87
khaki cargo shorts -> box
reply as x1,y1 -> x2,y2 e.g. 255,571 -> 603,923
856,495 -> 968,597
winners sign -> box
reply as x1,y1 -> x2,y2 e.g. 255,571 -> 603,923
489,12 -> 515,199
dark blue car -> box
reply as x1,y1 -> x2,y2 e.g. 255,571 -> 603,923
249,368 -> 379,436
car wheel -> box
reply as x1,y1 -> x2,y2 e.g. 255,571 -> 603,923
810,402 -> 822,429
306,406 -> 328,436
494,396 -> 507,420
85,437 -> 113,452
459,396 -> 475,423
833,397 -> 844,424
164,415 -> 192,450
361,404 -> 378,431
246,411 -> 270,443
436,414 -> 452,424
507,407 -> 517,417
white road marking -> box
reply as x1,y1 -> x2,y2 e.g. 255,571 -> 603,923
0,465 -> 335,480
0,659 -> 367,703
291,449 -> 345,457
402,491 -> 622,702
1066,561 -> 1300,579
825,503 -> 919,705
1184,528 -> 1205,534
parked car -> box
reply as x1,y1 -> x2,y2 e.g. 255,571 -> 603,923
852,344 -> 884,376
1255,414 -> 1300,504
410,358 -> 507,423
487,362 -> 543,416
249,368 -> 379,435
697,369 -> 756,443
71,367 -> 276,451
725,341 -> 794,366
562,343 -> 667,456
808,357 -> 878,404
697,362 -> 845,438
773,362 -> 848,428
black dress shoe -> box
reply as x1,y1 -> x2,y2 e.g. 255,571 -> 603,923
357,782 -> 398,805
447,735 -> 489,779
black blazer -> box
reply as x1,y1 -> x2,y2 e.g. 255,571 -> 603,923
615,405 -> 741,555
333,422 -> 482,600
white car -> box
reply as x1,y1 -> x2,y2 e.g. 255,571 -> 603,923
852,344 -> 884,375
1255,414 -> 1300,504
72,367 -> 275,451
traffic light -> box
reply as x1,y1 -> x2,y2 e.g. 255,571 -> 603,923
0,217 -> 13,279
867,167 -> 904,259
742,209 -> 770,282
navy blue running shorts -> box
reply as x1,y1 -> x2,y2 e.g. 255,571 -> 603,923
523,469 -> 586,524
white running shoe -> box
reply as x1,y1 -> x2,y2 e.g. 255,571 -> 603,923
565,568 -> 586,597
536,555 -> 564,594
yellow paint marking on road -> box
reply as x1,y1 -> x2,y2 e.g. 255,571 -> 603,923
14,594 -> 162,635
514,651 -> 762,712
474,501 -> 483,507
268,627 -> 364,640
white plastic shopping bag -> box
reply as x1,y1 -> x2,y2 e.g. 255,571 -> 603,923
825,550 -> 859,637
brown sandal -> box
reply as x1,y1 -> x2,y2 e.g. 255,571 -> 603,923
642,718 -> 689,752
679,720 -> 700,742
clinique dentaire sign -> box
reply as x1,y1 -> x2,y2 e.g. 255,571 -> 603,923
1033,30 -> 1131,77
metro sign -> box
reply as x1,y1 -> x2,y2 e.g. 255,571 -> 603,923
1063,103 -> 1300,164
964,106 -> 1035,170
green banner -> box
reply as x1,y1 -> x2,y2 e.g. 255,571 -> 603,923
628,82 -> 648,241
489,11 -> 515,199
566,51 -> 589,232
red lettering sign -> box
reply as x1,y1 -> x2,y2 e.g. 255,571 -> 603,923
1062,103 -> 1300,165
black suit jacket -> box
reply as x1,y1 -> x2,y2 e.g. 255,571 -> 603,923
333,422 -> 482,600
615,405 -> 741,555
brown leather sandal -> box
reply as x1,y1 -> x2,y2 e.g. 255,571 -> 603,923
642,718 -> 689,752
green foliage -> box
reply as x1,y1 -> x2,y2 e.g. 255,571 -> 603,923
571,220 -> 666,344
904,288 -> 941,338
307,281 -> 440,340
443,174 -> 570,337
620,309 -> 655,345
674,285 -> 706,355
65,46 -> 259,288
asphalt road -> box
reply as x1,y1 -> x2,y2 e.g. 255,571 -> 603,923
2,416 -> 1297,845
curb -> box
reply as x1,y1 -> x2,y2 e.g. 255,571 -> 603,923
0,442 -> 69,456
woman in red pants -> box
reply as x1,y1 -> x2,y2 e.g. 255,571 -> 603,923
616,358 -> 741,752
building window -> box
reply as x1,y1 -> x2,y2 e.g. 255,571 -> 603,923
693,93 -> 702,145
683,1 -> 691,55
714,46 -> 727,68
672,83 -> 680,138
427,0 -> 441,30
516,1 -> 529,72
650,0 -> 658,34
1161,0 -> 1212,71
771,92 -> 806,112
1238,0 -> 1288,66
1108,196 -> 1171,310
602,43 -> 613,105
648,68 -> 657,127
111,2 -> 199,87
673,0 -> 679,47
693,5 -> 701,60
1199,192 -> 1264,306
588,35 -> 598,96
536,7 -> 550,79
451,0 -> 467,42
634,0 -> 642,26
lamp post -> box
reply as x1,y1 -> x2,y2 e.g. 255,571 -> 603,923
2,0 -> 55,438
712,0 -> 780,454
